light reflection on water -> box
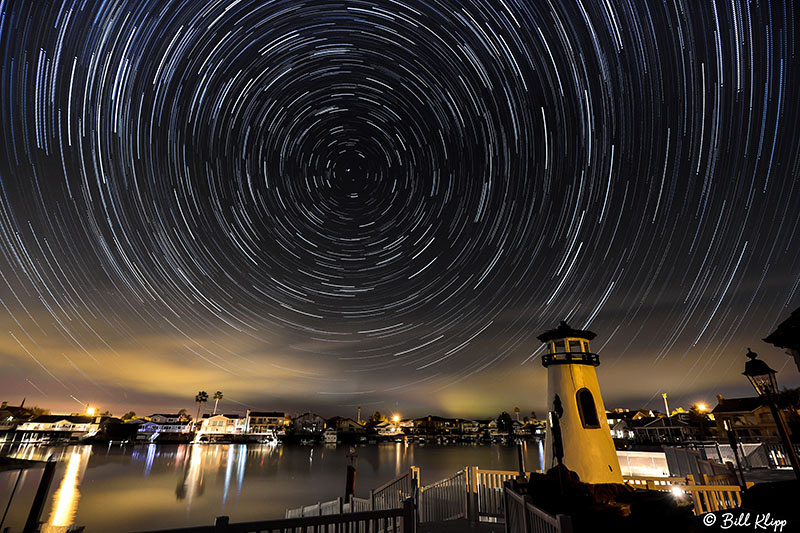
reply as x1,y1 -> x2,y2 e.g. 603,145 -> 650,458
0,442 -> 542,532
42,446 -> 91,533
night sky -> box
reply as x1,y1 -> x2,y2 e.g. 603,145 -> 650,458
1,0 -> 799,418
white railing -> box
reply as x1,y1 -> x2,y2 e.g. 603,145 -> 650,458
285,468 -> 419,520
640,481 -> 753,515
472,468 -> 530,519
623,475 -> 688,489
350,496 -> 372,513
370,467 -> 420,511
286,497 -> 344,518
418,468 -> 468,522
624,473 -> 751,515
418,466 -> 533,523
503,484 -> 572,533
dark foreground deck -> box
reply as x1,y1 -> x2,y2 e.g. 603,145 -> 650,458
418,520 -> 504,533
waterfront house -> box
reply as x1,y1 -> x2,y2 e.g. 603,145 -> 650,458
413,415 -> 460,436
16,415 -> 108,442
150,413 -> 190,424
459,419 -> 480,438
512,420 -> 531,437
0,402 -> 33,436
326,416 -> 366,436
138,419 -> 192,434
609,418 -> 635,440
486,419 -> 501,439
607,409 -> 660,442
247,411 -> 288,434
375,419 -> 403,438
0,408 -> 18,432
293,412 -> 326,434
199,413 -> 243,435
711,395 -> 779,441
633,415 -> 694,442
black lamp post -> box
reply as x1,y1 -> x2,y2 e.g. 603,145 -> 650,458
742,348 -> 800,479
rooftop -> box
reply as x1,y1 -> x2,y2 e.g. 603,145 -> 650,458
536,321 -> 597,343
763,306 -> 800,349
711,396 -> 767,414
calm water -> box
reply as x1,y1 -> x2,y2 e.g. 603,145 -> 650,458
0,442 -> 544,532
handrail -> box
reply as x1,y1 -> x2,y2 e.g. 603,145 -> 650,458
623,475 -> 689,489
372,466 -> 419,494
475,468 -> 532,476
636,481 -> 754,515
423,470 -> 465,490
525,500 -> 559,527
418,468 -> 468,522
371,466 -> 419,511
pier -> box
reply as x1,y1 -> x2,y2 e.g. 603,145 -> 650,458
133,460 -> 756,533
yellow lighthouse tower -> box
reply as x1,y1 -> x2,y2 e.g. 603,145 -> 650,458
538,322 -> 622,484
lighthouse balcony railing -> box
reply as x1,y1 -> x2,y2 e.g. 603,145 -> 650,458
541,351 -> 600,366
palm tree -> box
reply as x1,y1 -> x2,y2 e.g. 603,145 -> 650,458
213,391 -> 223,414
195,391 -> 209,423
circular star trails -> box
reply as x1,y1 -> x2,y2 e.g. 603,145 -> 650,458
0,0 -> 799,413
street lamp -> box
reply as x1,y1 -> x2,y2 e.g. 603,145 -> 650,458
742,348 -> 800,479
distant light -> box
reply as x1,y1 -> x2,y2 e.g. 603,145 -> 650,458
671,486 -> 683,498
392,415 -> 401,423
86,407 -> 96,416
696,403 -> 707,412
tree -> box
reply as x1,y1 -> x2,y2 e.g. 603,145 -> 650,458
497,412 -> 513,434
30,406 -> 50,417
775,387 -> 800,410
121,411 -> 136,421
370,411 -> 385,423
177,408 -> 191,421
213,391 -> 223,414
195,391 -> 209,422
687,406 -> 713,440
775,387 -> 800,442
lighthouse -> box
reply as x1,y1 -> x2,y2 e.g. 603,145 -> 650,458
539,321 -> 622,484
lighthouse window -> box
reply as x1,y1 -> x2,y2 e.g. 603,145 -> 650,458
553,340 -> 566,353
568,340 -> 582,353
577,388 -> 600,428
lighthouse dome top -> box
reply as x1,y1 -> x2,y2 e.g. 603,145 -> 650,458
536,321 -> 597,343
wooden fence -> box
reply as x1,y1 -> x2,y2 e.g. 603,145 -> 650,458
622,475 -> 689,490
670,484 -> 750,515
624,473 -> 753,515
